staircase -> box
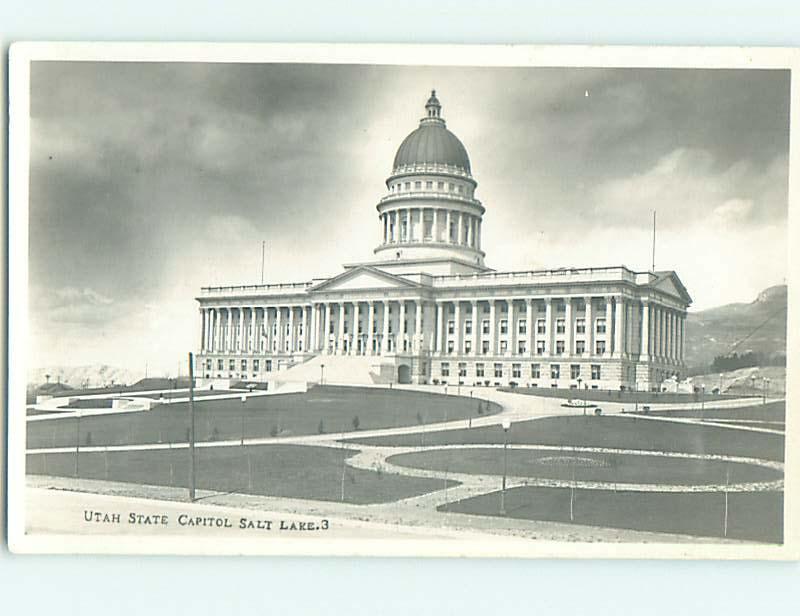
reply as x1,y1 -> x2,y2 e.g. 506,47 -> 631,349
279,354 -> 393,386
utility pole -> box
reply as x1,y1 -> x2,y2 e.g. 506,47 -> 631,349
188,352 -> 197,501
651,210 -> 657,271
261,241 -> 266,284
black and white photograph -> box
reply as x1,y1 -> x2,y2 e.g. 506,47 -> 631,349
7,43 -> 798,557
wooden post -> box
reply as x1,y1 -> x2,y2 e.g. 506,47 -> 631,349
188,352 -> 197,501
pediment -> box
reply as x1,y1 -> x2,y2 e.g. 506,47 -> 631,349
653,271 -> 693,304
309,266 -> 419,293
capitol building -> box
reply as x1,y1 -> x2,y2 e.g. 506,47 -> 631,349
196,91 -> 691,391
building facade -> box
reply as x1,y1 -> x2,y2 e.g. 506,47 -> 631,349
196,92 -> 692,391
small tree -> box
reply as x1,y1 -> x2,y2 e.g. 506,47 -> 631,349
85,431 -> 92,446
352,415 -> 360,431
318,419 -> 325,434
416,411 -> 423,425
269,424 -> 279,437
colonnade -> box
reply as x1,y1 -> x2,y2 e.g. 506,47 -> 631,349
199,295 -> 685,363
379,208 -> 481,249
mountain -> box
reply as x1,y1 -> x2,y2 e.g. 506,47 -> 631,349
684,285 -> 787,372
27,364 -> 145,390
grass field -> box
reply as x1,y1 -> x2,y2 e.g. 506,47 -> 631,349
631,401 -> 785,422
27,386 -> 499,450
442,486 -> 783,543
353,414 -> 784,462
388,448 -> 780,486
499,386 -> 750,403
26,444 -> 457,505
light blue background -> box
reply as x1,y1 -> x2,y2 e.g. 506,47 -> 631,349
2,1 -> 799,613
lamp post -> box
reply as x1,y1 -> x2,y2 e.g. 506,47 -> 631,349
763,378 -> 769,405
577,377 -> 583,415
750,375 -> 757,395
320,363 -> 325,386
500,417 -> 511,515
701,384 -> 706,414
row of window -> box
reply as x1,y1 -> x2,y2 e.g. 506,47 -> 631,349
440,362 -> 602,380
449,317 -> 606,335
391,180 -> 467,195
443,339 -> 607,355
207,358 -> 274,372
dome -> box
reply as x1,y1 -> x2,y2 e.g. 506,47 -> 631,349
392,91 -> 472,173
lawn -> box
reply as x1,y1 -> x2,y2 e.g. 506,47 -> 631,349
27,385 -> 499,450
388,448 -> 781,486
442,486 -> 783,543
631,401 -> 785,422
500,386 -> 749,403
26,443 -> 457,505
353,414 -> 785,462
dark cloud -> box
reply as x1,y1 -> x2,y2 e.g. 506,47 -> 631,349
26,61 -> 790,371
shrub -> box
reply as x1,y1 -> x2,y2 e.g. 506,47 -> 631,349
269,424 -> 279,437
352,415 -> 360,430
318,419 -> 325,434
85,431 -> 92,446
416,411 -> 423,424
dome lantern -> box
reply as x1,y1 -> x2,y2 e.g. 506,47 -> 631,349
425,89 -> 442,119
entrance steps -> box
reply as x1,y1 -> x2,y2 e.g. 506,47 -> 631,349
279,354 -> 395,386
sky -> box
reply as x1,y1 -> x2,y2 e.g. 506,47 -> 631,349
26,62 -> 790,375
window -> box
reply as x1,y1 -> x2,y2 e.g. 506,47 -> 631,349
457,185 -> 463,194
448,320 -> 455,334
571,364 -> 581,379
253,359 -> 260,371
512,363 -> 521,378
576,340 -> 586,354
447,340 -> 455,353
537,319 -> 546,334
482,340 -> 490,355
241,359 -> 248,371
530,363 -> 541,379
414,181 -> 421,189
519,319 -> 527,334
517,341 -> 527,354
458,362 -> 467,377
596,318 -> 606,334
404,182 -> 411,190
591,364 -> 601,380
500,340 -> 508,353
343,322 -> 349,334
217,359 -> 224,371
556,319 -> 565,334
465,319 -> 472,335
426,180 -> 433,189
329,321 -> 334,334
536,341 -> 546,355
465,340 -> 472,354
596,340 -> 606,355
500,319 -> 508,334
206,359 -> 212,370
482,319 -> 490,334
441,362 -> 450,377
494,363 -> 503,378
476,363 -> 485,377
557,302 -> 566,313
576,318 -> 586,334
266,360 -> 272,372
551,364 -> 560,379
449,183 -> 455,192
437,181 -> 444,189
229,359 -> 236,371
556,341 -> 565,355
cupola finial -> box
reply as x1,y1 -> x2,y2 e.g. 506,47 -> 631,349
425,89 -> 442,118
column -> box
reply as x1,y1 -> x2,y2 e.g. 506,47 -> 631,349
414,300 -> 423,353
434,209 -> 441,242
382,300 -> 391,354
446,210 -> 453,242
626,302 -> 634,356
641,301 -> 650,359
224,309 -> 233,353
655,306 -> 662,359
465,215 -> 472,246
273,307 -> 282,354
237,307 -> 245,352
398,300 -> 406,353
509,300 -> 517,356
308,303 -> 316,352
585,298 -> 594,357
526,298 -> 535,357
544,298 -> 553,356
564,298 -> 573,356
476,220 -> 482,250
665,310 -> 672,362
456,212 -> 463,245
436,301 -> 445,354
489,299 -> 497,356
453,301 -> 461,354
367,302 -> 375,355
352,302 -> 360,355
337,303 -> 346,354
321,304 -> 330,354
614,297 -> 624,358
471,300 -> 479,356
